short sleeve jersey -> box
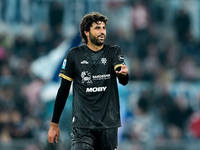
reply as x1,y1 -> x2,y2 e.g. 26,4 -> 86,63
59,45 -> 125,129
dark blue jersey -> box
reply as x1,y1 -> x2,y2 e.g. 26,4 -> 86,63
59,44 -> 125,129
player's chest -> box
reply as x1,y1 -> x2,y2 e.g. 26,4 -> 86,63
73,51 -> 114,84
74,52 -> 110,71
74,52 -> 112,80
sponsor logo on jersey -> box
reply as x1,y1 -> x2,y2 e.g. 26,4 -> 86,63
62,59 -> 67,69
81,60 -> 89,64
86,86 -> 107,92
92,74 -> 110,80
81,71 -> 92,83
101,58 -> 107,65
118,55 -> 124,61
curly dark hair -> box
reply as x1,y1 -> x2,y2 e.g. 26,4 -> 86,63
79,12 -> 108,44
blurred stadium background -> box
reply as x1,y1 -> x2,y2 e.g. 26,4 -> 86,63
0,0 -> 200,150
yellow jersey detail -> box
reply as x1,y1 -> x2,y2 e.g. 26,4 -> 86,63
114,64 -> 123,70
59,73 -> 73,81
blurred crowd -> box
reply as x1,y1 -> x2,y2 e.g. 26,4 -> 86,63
106,0 -> 200,82
0,0 -> 200,149
0,0 -> 66,149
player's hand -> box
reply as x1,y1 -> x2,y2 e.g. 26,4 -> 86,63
115,65 -> 128,77
47,122 -> 60,145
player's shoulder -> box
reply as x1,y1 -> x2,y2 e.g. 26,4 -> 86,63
111,45 -> 121,49
67,45 -> 83,55
106,45 -> 121,51
105,45 -> 122,54
69,46 -> 79,52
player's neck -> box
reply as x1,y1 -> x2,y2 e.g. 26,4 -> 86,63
87,42 -> 104,52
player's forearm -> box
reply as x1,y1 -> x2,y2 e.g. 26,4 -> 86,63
118,73 -> 129,85
51,79 -> 71,123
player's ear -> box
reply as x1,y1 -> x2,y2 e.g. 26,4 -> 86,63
84,31 -> 89,37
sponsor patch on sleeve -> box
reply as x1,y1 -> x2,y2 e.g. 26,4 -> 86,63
118,55 -> 124,61
62,59 -> 67,69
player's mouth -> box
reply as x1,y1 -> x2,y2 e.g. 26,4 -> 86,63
98,34 -> 105,39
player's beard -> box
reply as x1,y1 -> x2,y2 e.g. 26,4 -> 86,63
89,32 -> 106,46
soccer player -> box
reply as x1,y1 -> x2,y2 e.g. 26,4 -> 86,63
47,12 -> 129,150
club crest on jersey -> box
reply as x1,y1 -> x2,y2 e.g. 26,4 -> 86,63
62,59 -> 67,69
101,58 -> 107,65
81,71 -> 92,83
